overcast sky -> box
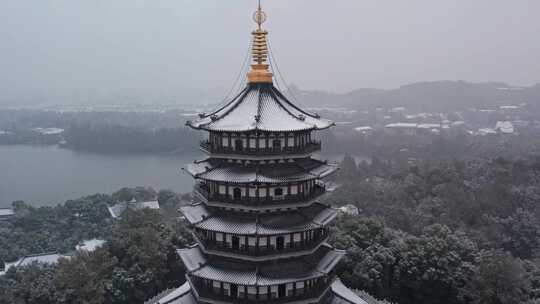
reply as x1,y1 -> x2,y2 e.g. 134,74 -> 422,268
1,0 -> 539,104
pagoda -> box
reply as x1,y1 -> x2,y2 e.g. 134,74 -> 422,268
150,3 -> 367,304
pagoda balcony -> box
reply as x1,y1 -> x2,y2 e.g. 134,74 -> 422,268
194,184 -> 326,208
193,232 -> 330,261
189,276 -> 334,304
200,141 -> 322,158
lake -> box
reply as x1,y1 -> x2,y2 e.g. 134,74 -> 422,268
0,145 -> 352,208
0,145 -> 196,207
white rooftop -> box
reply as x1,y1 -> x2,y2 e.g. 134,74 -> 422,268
478,128 -> 497,135
76,239 -> 106,252
417,123 -> 441,129
108,200 -> 160,218
32,128 -> 64,135
385,123 -> 417,128
354,126 -> 373,132
0,208 -> 14,217
187,85 -> 333,132
495,121 -> 515,134
2,253 -> 68,275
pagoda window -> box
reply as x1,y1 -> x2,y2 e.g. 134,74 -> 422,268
259,236 -> 267,249
239,236 -> 246,250
249,187 -> 256,198
247,286 -> 257,300
223,283 -> 230,296
259,286 -> 269,301
232,235 -> 240,250
293,233 -> 301,246
270,285 -> 278,299
291,184 -> 298,195
212,281 -> 221,294
219,185 -> 226,195
249,138 -> 256,149
248,237 -> 256,249
272,139 -> 281,150
284,234 -> 291,247
216,233 -> 224,243
234,139 -> 243,151
274,188 -> 283,197
233,187 -> 242,200
270,236 -> 276,247
296,281 -> 305,295
276,236 -> 285,250
286,283 -> 294,296
238,285 -> 246,299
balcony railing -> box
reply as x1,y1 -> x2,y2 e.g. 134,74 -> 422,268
200,141 -> 322,156
194,184 -> 326,207
194,232 -> 329,259
190,276 -> 334,304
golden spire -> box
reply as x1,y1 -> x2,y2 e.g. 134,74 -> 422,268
247,0 -> 273,84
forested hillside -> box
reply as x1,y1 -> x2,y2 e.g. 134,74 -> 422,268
328,156 -> 540,304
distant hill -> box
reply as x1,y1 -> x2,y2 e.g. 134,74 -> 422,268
293,81 -> 540,112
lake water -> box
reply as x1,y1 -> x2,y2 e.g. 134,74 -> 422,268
0,145 -> 351,208
0,145 -> 196,207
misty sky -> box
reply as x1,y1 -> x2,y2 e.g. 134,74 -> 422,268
1,0 -> 539,104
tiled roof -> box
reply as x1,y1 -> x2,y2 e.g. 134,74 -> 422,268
185,158 -> 338,184
186,83 -> 334,132
145,282 -> 196,304
180,203 -> 338,235
108,201 -> 160,219
327,279 -> 369,304
179,244 -> 344,286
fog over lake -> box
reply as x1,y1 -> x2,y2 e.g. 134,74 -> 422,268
0,145 -> 195,207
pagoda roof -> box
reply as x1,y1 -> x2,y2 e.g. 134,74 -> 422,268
186,84 -> 334,133
327,279 -> 369,304
185,158 -> 338,184
146,282 -> 197,304
181,203 -> 337,235
179,244 -> 344,286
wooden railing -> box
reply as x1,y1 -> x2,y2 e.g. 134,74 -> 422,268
193,232 -> 329,258
190,276 -> 334,304
200,141 -> 322,156
194,184 -> 326,206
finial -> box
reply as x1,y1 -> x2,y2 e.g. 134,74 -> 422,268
253,0 -> 266,30
247,0 -> 273,84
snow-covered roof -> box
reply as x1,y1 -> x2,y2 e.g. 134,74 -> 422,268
354,126 -> 373,132
495,121 -> 515,134
108,201 -> 160,218
32,128 -> 64,135
186,84 -> 334,132
478,128 -> 497,135
500,105 -> 519,110
329,279 -> 369,304
76,239 -> 106,252
385,123 -> 417,129
417,123 -> 441,129
179,244 -> 344,286
184,158 -> 338,184
181,202 -> 337,235
145,282 -> 196,304
0,208 -> 14,217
